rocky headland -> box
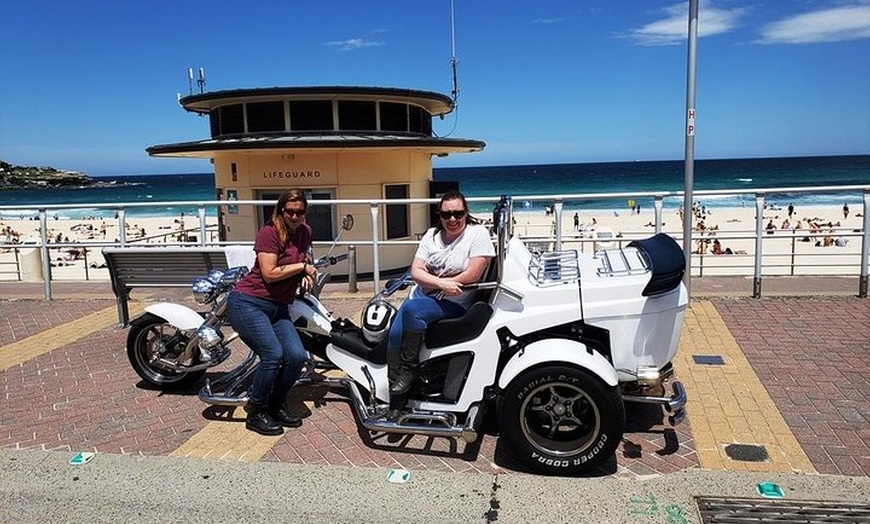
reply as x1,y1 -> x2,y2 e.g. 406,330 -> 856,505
0,160 -> 94,189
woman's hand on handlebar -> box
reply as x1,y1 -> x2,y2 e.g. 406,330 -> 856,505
300,273 -> 315,293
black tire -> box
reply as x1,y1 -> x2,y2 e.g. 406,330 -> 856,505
499,364 -> 625,475
126,313 -> 205,389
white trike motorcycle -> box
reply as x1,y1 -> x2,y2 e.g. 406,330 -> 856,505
126,196 -> 688,475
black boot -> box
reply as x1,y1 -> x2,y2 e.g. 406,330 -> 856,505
245,403 -> 284,436
269,404 -> 302,428
390,330 -> 425,395
387,342 -> 402,387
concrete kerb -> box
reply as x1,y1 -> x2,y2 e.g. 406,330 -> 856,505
2,449 -> 868,524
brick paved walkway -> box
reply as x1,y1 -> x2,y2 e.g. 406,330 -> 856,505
1,282 -> 866,479
714,297 -> 870,476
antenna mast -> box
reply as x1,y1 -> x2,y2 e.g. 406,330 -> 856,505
197,67 -> 207,94
450,0 -> 459,103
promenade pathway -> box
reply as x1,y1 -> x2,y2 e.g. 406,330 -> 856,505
1,280 -> 867,522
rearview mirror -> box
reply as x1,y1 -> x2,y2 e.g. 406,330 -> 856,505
341,214 -> 354,231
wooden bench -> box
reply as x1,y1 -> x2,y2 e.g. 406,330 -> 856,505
102,247 -> 232,325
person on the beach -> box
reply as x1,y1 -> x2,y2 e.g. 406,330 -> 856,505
387,191 -> 495,397
788,203 -> 795,218
573,213 -> 579,231
843,203 -> 849,219
711,239 -> 733,255
226,188 -> 317,436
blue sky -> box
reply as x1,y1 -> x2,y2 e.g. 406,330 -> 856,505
1,0 -> 868,175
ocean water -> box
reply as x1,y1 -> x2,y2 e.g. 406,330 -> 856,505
1,155 -> 867,219
436,155 -> 870,214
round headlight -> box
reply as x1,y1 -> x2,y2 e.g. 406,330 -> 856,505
206,269 -> 225,283
192,277 -> 217,305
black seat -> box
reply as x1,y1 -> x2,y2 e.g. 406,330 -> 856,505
425,257 -> 498,349
425,302 -> 494,349
328,318 -> 389,365
627,233 -> 685,296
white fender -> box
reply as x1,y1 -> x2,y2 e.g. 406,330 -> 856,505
144,303 -> 205,330
498,338 -> 618,389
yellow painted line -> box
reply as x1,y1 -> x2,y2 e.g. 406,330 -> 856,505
0,303 -> 143,371
170,406 -> 282,462
674,300 -> 816,473
170,370 -> 349,461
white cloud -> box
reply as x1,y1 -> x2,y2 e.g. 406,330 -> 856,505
531,18 -> 566,25
324,39 -> 385,51
627,1 -> 745,46
758,4 -> 870,44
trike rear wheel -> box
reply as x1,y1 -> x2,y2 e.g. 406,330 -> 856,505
499,364 -> 624,475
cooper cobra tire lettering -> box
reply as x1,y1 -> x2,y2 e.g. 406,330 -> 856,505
499,364 -> 625,475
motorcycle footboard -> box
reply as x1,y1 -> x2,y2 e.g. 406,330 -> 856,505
198,351 -> 258,406
344,380 -> 486,444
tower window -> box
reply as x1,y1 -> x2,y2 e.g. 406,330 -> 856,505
290,101 -> 334,131
338,101 -> 376,131
247,101 -> 285,133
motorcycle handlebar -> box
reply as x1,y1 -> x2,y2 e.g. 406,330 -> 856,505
313,253 -> 348,269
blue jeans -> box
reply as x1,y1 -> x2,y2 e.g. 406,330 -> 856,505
227,292 -> 307,407
387,295 -> 466,350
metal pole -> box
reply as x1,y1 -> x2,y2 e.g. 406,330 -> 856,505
554,198 -> 563,250
682,0 -> 699,297
118,209 -> 127,246
198,205 -> 207,246
39,209 -> 52,300
860,190 -> 869,298
654,196 -> 663,234
370,204 -> 380,291
347,245 -> 358,293
753,194 -> 765,298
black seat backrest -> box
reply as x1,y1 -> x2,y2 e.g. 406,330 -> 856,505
473,256 -> 499,303
627,233 -> 685,296
423,255 -> 498,349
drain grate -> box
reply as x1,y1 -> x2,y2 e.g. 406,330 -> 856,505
693,355 -> 725,365
724,443 -> 769,462
697,497 -> 870,523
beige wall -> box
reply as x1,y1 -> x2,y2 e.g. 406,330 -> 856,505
212,150 -> 438,274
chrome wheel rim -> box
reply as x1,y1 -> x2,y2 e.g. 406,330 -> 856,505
519,381 -> 601,457
134,323 -> 188,384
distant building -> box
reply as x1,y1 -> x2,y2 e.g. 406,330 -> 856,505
148,86 -> 484,273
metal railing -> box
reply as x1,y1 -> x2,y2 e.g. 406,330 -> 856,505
1,184 -> 867,299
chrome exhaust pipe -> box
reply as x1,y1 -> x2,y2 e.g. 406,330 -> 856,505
461,403 -> 486,443
622,380 -> 688,425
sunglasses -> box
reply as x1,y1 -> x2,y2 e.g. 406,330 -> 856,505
283,208 -> 306,217
439,210 -> 466,220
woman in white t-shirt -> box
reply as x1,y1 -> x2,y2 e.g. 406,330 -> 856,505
388,191 -> 495,396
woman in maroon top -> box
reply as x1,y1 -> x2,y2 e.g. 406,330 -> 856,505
227,189 -> 317,435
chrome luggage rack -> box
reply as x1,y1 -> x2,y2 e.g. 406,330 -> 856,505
595,246 -> 649,277
528,249 -> 580,286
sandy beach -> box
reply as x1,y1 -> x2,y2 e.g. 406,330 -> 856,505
0,203 -> 865,282
0,214 -> 219,282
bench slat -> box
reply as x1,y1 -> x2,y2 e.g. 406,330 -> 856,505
102,247 -> 235,325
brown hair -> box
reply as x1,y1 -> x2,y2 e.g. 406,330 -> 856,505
433,190 -> 480,236
270,188 -> 308,248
